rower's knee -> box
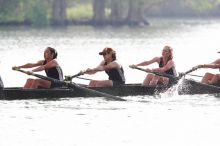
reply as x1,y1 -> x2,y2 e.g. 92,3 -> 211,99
26,78 -> 33,83
201,72 -> 214,84
89,80 -> 97,87
204,72 -> 213,77
210,74 -> 220,84
24,78 -> 34,88
143,74 -> 154,85
163,77 -> 169,85
149,76 -> 159,86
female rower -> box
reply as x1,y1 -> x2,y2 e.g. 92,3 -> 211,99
129,45 -> 177,86
193,53 -> 220,85
85,47 -> 125,87
12,47 -> 63,89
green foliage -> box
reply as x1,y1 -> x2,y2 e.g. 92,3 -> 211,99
0,0 -> 20,22
0,0 -> 49,26
67,3 -> 93,20
185,0 -> 220,11
1,0 -> 220,25
22,0 -> 49,26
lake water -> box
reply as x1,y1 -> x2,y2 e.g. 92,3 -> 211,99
1,18 -> 220,146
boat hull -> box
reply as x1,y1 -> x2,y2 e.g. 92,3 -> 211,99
1,79 -> 220,100
0,84 -> 170,100
178,79 -> 220,95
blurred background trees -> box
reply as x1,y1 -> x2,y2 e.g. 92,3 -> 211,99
0,0 -> 220,26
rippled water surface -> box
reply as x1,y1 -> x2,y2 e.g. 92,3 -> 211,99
1,18 -> 220,146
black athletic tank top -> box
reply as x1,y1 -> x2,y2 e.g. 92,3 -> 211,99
43,60 -> 63,80
104,62 -> 125,83
159,57 -> 177,76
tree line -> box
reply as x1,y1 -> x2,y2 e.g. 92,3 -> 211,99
0,0 -> 220,27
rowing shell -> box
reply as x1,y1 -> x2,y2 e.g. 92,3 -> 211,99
0,79 -> 220,100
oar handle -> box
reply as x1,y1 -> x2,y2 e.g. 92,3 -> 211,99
13,67 -> 63,84
13,67 -> 34,75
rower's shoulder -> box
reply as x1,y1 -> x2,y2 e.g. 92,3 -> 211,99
112,60 -> 122,65
110,60 -> 122,68
152,56 -> 161,63
44,59 -> 59,67
37,60 -> 45,65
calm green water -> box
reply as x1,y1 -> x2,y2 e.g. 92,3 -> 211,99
1,18 -> 220,146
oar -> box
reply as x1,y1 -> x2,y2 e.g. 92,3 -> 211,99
178,67 -> 199,78
129,66 -> 198,80
64,70 -> 86,81
129,66 -> 177,79
76,76 -> 92,81
13,68 -> 126,101
187,74 -> 203,78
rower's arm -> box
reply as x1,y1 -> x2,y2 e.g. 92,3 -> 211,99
152,60 -> 174,72
86,61 -> 119,73
133,57 -> 159,67
85,61 -> 105,74
13,60 -> 44,69
199,64 -> 220,69
197,59 -> 220,69
32,60 -> 57,72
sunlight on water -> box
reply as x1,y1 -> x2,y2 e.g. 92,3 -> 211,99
1,18 -> 220,146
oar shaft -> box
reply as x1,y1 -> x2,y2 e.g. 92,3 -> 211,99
183,68 -> 195,75
67,83 -> 125,101
70,71 -> 86,80
76,76 -> 92,81
179,67 -> 198,78
187,74 -> 203,77
131,66 -> 176,79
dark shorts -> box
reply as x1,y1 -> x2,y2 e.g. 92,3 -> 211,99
50,80 -> 64,88
112,81 -> 125,86
210,80 -> 220,87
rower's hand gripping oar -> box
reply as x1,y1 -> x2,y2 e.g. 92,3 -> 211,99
13,68 -> 126,101
64,70 -> 86,82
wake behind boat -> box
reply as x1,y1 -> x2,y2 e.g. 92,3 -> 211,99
1,79 -> 220,100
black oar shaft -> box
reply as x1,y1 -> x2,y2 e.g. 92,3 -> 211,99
179,67 -> 198,78
65,71 -> 86,81
76,76 -> 92,81
187,74 -> 203,77
70,72 -> 83,78
131,66 -> 176,79
67,83 -> 125,101
15,69 -> 125,101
